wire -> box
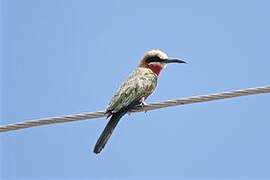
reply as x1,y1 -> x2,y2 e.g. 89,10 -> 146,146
0,86 -> 269,133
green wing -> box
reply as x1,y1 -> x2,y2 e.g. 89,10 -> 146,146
106,68 -> 157,113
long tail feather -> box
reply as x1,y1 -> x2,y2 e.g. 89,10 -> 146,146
93,100 -> 140,154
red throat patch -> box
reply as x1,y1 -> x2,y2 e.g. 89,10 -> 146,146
149,63 -> 163,76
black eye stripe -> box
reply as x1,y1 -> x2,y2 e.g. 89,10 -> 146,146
145,56 -> 163,63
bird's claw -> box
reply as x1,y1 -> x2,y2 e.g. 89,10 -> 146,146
140,101 -> 148,113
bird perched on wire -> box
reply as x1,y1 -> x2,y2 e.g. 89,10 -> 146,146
94,49 -> 186,154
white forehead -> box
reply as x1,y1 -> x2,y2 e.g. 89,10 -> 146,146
144,49 -> 168,59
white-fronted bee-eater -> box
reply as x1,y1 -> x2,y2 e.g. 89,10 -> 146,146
94,49 -> 186,154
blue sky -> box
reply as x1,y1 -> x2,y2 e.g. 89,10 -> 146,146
1,0 -> 270,179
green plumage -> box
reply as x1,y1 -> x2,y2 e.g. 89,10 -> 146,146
93,67 -> 157,153
106,67 -> 157,113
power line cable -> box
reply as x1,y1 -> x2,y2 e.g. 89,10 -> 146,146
0,86 -> 269,133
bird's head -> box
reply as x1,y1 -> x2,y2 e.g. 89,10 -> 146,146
139,49 -> 186,76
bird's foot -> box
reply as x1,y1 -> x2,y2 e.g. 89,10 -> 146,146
140,101 -> 148,113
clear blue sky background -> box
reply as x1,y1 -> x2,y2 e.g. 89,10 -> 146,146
1,0 -> 270,179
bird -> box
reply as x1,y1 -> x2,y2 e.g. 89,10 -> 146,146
93,49 -> 186,154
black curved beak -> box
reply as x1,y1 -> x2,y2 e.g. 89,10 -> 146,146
163,58 -> 187,64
